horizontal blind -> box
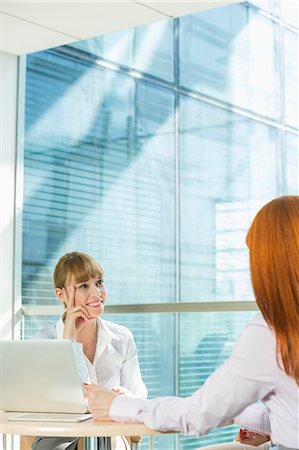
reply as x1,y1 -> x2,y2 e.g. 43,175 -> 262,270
23,50 -> 176,307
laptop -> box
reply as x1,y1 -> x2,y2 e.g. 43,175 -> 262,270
0,339 -> 92,422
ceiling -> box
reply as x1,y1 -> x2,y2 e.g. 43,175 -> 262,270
0,0 -> 242,55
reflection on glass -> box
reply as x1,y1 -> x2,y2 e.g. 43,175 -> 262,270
179,3 -> 281,119
180,96 -> 282,302
284,29 -> 299,128
23,316 -> 60,339
71,19 -> 174,81
23,52 -> 175,306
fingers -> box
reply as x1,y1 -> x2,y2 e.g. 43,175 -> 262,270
63,305 -> 93,338
65,308 -> 91,327
239,429 -> 271,446
112,388 -> 125,396
69,285 -> 75,308
62,285 -> 76,309
84,384 -> 100,390
66,305 -> 92,322
84,385 -> 112,394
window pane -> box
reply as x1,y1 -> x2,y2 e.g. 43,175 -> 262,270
71,19 -> 174,81
22,316 -> 59,339
249,0 -> 279,16
179,311 -> 255,448
284,29 -> 299,128
179,3 -> 281,119
104,313 -> 176,450
286,132 -> 299,194
20,2 -> 297,449
180,96 -> 282,302
23,51 -> 175,306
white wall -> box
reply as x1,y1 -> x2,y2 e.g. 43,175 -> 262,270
0,51 -> 20,339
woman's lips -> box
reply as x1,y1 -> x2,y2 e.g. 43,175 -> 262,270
87,301 -> 104,308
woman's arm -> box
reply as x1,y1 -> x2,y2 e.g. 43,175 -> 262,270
234,403 -> 271,435
86,318 -> 275,436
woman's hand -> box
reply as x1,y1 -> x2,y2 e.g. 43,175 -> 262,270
62,286 -> 91,340
236,429 -> 271,446
84,384 -> 118,421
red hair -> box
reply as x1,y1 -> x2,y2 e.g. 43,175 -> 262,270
246,196 -> 299,385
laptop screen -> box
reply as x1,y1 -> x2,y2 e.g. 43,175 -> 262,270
0,340 -> 89,413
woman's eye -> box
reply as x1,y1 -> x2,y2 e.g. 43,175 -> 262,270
80,283 -> 88,289
96,279 -> 104,286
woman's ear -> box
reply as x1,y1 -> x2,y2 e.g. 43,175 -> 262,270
55,288 -> 64,305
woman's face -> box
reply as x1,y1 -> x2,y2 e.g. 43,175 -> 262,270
67,274 -> 107,317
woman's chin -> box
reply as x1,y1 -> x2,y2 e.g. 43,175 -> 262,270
88,305 -> 104,318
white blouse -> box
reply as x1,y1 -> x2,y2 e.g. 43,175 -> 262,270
35,317 -> 148,399
109,314 -> 299,448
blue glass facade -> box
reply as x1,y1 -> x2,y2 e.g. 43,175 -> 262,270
22,2 -> 298,448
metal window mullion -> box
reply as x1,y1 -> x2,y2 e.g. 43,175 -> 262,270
21,301 -> 258,317
174,17 -> 181,411
13,55 -> 26,340
279,16 -> 287,194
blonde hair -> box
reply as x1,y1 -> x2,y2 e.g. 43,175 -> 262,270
54,251 -> 105,289
246,196 -> 299,385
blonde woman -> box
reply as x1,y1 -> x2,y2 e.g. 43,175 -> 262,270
32,251 -> 147,450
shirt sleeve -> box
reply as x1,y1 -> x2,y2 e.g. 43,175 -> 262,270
110,318 -> 275,436
119,329 -> 148,399
234,403 -> 271,434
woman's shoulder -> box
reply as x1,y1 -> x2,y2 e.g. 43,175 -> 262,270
247,313 -> 272,334
101,319 -> 133,340
249,312 -> 267,325
234,312 -> 275,355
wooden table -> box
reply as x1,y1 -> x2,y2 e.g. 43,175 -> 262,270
0,411 -> 166,450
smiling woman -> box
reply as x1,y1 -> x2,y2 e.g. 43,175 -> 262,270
53,252 -> 107,347
32,251 -> 147,450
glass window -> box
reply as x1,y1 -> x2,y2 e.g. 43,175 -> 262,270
284,29 -> 299,128
179,96 -> 282,302
107,312 -> 254,450
285,132 -> 299,194
179,3 -> 281,119
21,2 -> 298,449
71,19 -> 174,81
179,312 -> 255,449
23,316 -> 60,339
249,0 -> 279,16
23,51 -> 175,307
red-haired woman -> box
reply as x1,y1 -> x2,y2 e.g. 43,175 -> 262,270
85,196 -> 299,450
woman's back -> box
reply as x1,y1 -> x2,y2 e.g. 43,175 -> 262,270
232,314 -> 298,447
